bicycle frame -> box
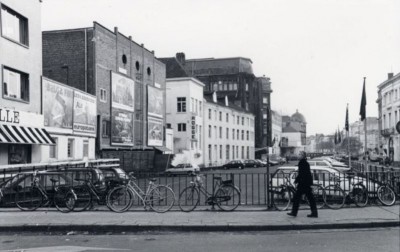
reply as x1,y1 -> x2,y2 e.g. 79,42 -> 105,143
126,177 -> 158,206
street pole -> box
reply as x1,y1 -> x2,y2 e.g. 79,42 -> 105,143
364,117 -> 368,172
266,101 -> 271,208
347,104 -> 351,169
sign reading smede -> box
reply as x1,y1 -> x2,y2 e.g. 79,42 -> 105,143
111,72 -> 134,112
73,90 -> 97,135
147,86 -> 163,118
148,117 -> 163,146
111,109 -> 133,146
42,78 -> 73,129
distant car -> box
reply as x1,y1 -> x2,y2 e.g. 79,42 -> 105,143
255,159 -> 267,167
222,160 -> 245,170
165,163 -> 200,175
243,159 -> 260,168
311,158 -> 350,173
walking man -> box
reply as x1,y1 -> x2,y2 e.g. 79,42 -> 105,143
287,151 -> 318,218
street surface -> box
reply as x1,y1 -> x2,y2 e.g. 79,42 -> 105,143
0,228 -> 399,252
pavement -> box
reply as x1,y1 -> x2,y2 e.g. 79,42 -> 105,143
0,205 -> 399,233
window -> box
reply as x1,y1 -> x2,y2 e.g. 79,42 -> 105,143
232,114 -> 235,124
246,131 -> 249,140
1,5 -> 29,46
232,145 -> 235,159
199,125 -> 202,149
247,146 -> 249,159
242,117 -> 244,125
226,128 -> 229,139
49,138 -> 58,159
237,129 -> 239,139
236,146 -> 239,158
214,126 -> 217,138
100,89 -> 107,102
199,101 -> 202,117
218,81 -> 223,90
102,120 -> 110,137
241,146 -> 244,159
67,139 -> 74,158
219,127 -> 222,138
83,140 -> 89,157
208,145 -> 212,162
220,145 -> 223,159
219,111 -> 222,121
223,83 -> 228,91
177,97 -> 186,112
2,67 -> 29,102
237,116 -> 239,124
208,125 -> 212,138
263,97 -> 268,104
213,83 -> 218,91
214,110 -> 217,120
226,113 -> 229,122
177,123 -> 186,132
241,130 -> 244,140
191,98 -> 194,112
245,83 -> 248,91
208,109 -> 212,119
232,129 -> 235,139
226,145 -> 230,160
233,83 -> 238,90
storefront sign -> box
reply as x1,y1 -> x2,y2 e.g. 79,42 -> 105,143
111,72 -> 134,112
148,117 -> 163,146
191,116 -> 196,140
73,90 -> 97,135
42,78 -> 73,129
0,109 -> 19,124
0,108 -> 44,127
147,86 -> 163,118
111,109 -> 134,146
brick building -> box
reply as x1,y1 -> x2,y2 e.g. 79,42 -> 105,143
42,22 -> 168,172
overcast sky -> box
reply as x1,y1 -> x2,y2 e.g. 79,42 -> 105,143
41,0 -> 400,135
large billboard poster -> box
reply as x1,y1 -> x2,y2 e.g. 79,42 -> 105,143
111,72 -> 134,112
111,109 -> 134,146
42,78 -> 73,129
73,90 -> 97,135
148,116 -> 163,146
147,85 -> 163,118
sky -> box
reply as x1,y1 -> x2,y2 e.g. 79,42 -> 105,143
41,0 -> 400,135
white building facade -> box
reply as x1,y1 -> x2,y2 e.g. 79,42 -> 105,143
271,110 -> 282,156
165,78 -> 204,165
203,92 -> 255,166
377,73 -> 400,163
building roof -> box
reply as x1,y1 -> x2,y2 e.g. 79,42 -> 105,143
158,57 -> 190,78
204,92 -> 253,115
184,57 -> 254,76
291,110 -> 306,123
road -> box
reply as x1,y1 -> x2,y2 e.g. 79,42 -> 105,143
1,228 -> 399,252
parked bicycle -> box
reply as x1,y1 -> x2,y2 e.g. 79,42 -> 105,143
323,175 -> 368,209
178,173 -> 241,212
107,172 -> 175,213
15,172 -> 77,213
377,175 -> 400,206
272,176 -> 325,211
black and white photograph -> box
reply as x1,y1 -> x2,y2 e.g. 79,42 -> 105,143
0,0 -> 399,251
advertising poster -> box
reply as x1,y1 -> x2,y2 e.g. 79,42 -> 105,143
111,72 -> 134,112
73,90 -> 97,135
147,85 -> 163,118
111,109 -> 134,146
148,116 -> 163,146
42,78 -> 73,129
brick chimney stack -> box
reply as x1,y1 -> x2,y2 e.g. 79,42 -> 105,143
388,73 -> 394,79
176,52 -> 186,65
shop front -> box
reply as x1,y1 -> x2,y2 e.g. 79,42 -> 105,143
0,108 -> 55,165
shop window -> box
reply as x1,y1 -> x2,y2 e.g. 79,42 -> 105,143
67,139 -> 74,158
1,4 -> 29,46
49,138 -> 58,159
100,88 -> 107,102
2,66 -> 29,102
8,144 -> 31,164
83,140 -> 89,158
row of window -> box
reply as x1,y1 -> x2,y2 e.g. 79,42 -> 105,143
382,110 -> 400,130
207,109 -> 254,126
382,87 -> 400,106
207,126 -> 253,141
177,97 -> 203,116
208,144 -> 250,161
49,138 -> 89,159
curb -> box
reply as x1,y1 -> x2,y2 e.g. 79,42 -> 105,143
0,221 -> 399,233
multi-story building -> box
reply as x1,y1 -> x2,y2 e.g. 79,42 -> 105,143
42,22 -> 168,171
204,92 -> 255,166
161,53 -> 272,153
281,110 -> 307,156
377,72 -> 400,163
165,77 -> 204,165
0,0 -> 56,165
349,118 -> 380,154
270,110 -> 282,156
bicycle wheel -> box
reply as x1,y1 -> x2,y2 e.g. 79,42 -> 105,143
215,184 -> 241,211
311,185 -> 326,209
352,185 -> 368,207
54,187 -> 76,213
272,186 -> 291,211
106,186 -> 133,213
178,186 -> 200,212
73,185 -> 92,212
324,185 -> 345,209
377,185 -> 396,206
147,185 -> 175,213
15,186 -> 43,211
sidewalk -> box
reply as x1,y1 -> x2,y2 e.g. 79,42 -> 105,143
0,206 -> 399,233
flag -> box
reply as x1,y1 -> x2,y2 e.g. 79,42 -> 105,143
359,77 -> 367,121
345,105 -> 349,131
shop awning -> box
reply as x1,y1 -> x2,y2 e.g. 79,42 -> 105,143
0,124 -> 56,145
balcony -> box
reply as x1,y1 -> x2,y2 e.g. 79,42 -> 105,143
381,127 -> 395,137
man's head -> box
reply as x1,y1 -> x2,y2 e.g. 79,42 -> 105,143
298,151 -> 307,160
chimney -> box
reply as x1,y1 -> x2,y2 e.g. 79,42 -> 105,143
388,73 -> 394,79
176,52 -> 186,65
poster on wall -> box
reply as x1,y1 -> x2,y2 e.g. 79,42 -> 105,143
73,90 -> 97,135
148,116 -> 163,146
111,109 -> 134,146
147,85 -> 163,118
111,72 -> 134,112
42,78 -> 73,129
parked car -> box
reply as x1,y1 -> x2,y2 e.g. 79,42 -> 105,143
311,158 -> 350,172
222,160 -> 245,170
255,159 -> 267,167
243,159 -> 260,168
165,163 -> 200,175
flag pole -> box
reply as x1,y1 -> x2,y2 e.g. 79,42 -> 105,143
347,104 -> 351,169
360,77 -> 368,173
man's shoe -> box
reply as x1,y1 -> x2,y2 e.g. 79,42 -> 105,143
307,214 -> 318,218
287,212 -> 297,217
